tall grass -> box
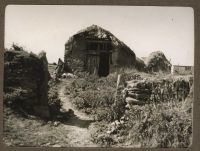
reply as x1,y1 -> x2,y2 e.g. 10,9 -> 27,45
66,70 -> 192,147
125,101 -> 192,147
66,73 -> 125,122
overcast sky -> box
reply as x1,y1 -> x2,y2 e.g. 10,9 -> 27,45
5,5 -> 194,66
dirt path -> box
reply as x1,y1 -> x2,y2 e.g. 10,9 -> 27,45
58,81 -> 92,120
4,79 -> 98,147
57,79 -> 98,147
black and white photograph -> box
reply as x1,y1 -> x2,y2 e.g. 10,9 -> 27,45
3,5 -> 194,148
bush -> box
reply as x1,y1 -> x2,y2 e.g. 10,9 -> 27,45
4,87 -> 37,112
48,80 -> 62,116
67,74 -> 126,122
89,122 -> 116,147
119,102 -> 192,147
67,70 -> 192,147
90,101 -> 192,147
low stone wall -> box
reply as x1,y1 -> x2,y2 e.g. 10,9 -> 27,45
123,77 -> 192,109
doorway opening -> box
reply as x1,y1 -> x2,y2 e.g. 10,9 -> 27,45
98,52 -> 110,77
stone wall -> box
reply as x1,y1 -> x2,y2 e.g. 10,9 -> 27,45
4,49 -> 50,118
123,77 -> 192,108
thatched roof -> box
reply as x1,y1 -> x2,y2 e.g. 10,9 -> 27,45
65,25 -> 135,57
145,51 -> 171,72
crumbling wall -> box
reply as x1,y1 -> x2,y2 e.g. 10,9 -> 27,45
123,77 -> 192,108
4,48 -> 50,118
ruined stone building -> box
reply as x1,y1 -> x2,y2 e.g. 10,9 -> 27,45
64,25 -> 137,77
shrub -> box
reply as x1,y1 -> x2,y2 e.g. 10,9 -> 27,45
89,122 -> 116,147
121,102 -> 192,147
67,70 -> 192,147
91,101 -> 192,147
48,80 -> 62,116
67,74 -> 126,122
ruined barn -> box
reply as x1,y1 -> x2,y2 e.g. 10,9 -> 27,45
64,25 -> 137,76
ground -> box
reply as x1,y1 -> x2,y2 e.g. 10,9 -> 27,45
3,73 -> 99,147
3,64 -> 192,147
56,79 -> 98,147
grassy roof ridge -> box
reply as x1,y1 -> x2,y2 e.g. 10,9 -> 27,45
65,24 -> 136,57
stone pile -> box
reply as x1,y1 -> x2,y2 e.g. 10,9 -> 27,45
123,79 -> 152,108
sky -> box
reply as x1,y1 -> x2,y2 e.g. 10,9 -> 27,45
5,5 -> 194,66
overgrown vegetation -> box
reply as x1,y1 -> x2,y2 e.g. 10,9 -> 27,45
4,45 -> 193,147
48,79 -> 62,117
66,73 -> 125,122
66,69 -> 193,147
109,101 -> 191,148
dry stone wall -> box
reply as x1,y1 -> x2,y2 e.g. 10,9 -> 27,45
123,76 -> 192,109
4,49 -> 50,118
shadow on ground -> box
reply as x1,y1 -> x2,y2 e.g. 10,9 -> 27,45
56,109 -> 94,128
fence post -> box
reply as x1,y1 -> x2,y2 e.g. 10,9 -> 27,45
115,74 -> 121,103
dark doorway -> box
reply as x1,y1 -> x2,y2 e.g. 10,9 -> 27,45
98,53 -> 110,77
